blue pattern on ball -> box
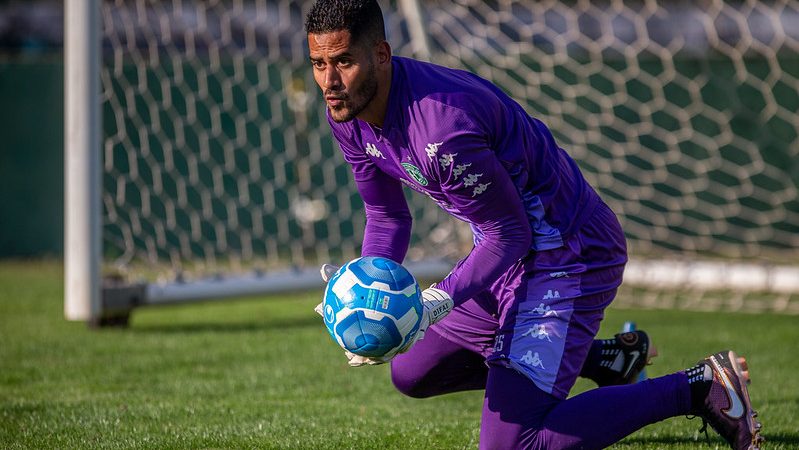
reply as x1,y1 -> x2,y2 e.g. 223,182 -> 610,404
323,257 -> 423,357
335,311 -> 403,357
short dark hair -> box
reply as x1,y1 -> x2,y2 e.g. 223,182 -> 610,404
305,0 -> 386,46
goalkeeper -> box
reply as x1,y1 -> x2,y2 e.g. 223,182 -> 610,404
306,1 -> 761,449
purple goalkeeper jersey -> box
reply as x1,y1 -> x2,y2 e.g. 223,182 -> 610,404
328,56 -> 604,305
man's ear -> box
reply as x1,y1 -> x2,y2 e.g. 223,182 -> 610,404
375,40 -> 392,66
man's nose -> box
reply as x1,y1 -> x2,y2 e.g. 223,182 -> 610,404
324,67 -> 342,90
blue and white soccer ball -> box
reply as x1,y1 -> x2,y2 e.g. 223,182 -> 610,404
322,257 -> 424,358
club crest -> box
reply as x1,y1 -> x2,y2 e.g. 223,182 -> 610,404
401,162 -> 428,186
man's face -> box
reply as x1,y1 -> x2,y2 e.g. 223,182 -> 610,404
308,30 -> 378,123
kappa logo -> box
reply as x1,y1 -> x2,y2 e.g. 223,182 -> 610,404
452,163 -> 471,180
522,324 -> 552,342
463,173 -> 483,187
542,289 -> 560,300
472,182 -> 491,197
532,303 -> 558,317
425,142 -> 444,161
439,153 -> 456,169
402,162 -> 429,186
365,143 -> 385,159
521,351 -> 546,369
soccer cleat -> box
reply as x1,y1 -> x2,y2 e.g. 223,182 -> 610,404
591,330 -> 658,386
692,350 -> 763,450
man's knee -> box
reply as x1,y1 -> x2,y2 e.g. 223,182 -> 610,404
390,360 -> 434,398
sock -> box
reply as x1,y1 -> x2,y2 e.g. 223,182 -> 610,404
685,362 -> 713,412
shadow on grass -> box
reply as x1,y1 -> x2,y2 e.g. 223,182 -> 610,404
619,432 -> 799,447
764,433 -> 799,445
128,316 -> 322,334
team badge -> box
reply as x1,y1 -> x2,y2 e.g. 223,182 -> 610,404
401,162 -> 428,186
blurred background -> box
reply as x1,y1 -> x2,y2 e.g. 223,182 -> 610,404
0,0 -> 63,257
2,0 -> 798,314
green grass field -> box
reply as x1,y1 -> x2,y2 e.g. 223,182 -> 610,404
1,260 -> 797,449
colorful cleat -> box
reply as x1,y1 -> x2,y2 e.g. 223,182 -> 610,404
592,330 -> 658,386
692,350 -> 764,450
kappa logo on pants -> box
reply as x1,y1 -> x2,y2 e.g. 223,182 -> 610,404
522,324 -> 552,342
521,351 -> 546,369
532,303 -> 558,317
543,289 -> 560,300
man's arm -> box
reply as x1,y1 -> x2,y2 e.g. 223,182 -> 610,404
354,169 -> 412,263
434,139 -> 532,305
329,122 -> 412,262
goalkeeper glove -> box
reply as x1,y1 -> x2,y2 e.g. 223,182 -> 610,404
315,263 -> 454,367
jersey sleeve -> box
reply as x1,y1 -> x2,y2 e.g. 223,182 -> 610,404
429,112 -> 532,305
330,124 -> 412,263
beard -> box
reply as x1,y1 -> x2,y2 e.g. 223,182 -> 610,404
326,62 -> 378,123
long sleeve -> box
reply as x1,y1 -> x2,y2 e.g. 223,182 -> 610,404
355,169 -> 412,263
434,145 -> 531,306
329,122 -> 412,264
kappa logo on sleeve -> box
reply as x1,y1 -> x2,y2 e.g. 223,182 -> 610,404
424,142 -> 444,161
472,182 -> 491,197
452,163 -> 471,180
462,173 -> 484,187
439,153 -> 456,169
365,143 -> 385,159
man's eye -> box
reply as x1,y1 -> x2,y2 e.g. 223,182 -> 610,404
338,60 -> 353,68
312,61 -> 325,69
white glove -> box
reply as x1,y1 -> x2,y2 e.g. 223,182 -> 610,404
405,286 -> 454,349
315,263 -> 454,367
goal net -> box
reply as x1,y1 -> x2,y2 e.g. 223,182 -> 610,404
67,0 -> 799,322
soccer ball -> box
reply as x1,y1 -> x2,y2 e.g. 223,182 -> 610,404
322,257 -> 424,358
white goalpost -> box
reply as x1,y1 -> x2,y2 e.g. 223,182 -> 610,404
64,0 -> 102,322
65,0 -> 799,325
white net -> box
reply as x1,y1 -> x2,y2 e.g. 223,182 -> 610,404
100,0 -> 798,310
423,0 -> 799,260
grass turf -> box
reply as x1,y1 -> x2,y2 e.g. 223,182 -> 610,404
1,260 -> 797,449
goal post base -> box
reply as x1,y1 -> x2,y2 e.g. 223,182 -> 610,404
94,280 -> 145,327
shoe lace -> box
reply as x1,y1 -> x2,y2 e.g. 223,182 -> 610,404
686,415 -> 711,442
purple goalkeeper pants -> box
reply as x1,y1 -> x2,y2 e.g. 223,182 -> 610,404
391,203 -> 693,449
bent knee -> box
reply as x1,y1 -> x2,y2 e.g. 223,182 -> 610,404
390,361 -> 435,398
